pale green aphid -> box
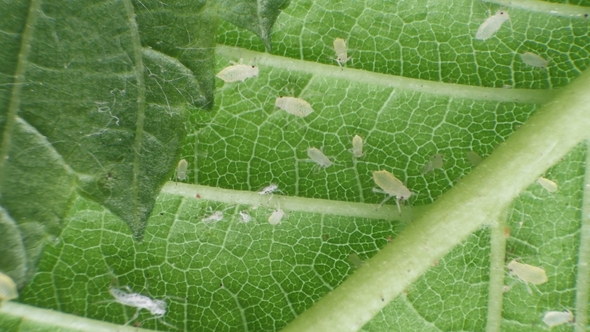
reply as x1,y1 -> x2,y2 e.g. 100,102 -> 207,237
537,177 -> 558,193
268,208 -> 285,225
215,59 -> 259,83
475,10 -> 510,40
507,260 -> 548,285
542,310 -> 574,327
422,153 -> 444,174
520,52 -> 549,69
352,135 -> 364,158
333,38 -> 351,69
176,159 -> 188,181
372,170 -> 412,213
307,147 -> 333,168
0,272 -> 18,302
466,151 -> 483,166
275,96 -> 314,117
347,253 -> 364,268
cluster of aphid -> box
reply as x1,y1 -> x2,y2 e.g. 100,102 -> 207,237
506,260 -> 575,327
475,10 -> 549,69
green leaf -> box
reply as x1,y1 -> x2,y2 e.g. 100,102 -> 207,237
2,0 -> 590,331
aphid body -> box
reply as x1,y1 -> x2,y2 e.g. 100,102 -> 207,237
348,253 -> 364,268
507,260 -> 548,285
333,38 -> 351,69
475,10 -> 510,40
239,211 -> 252,223
520,52 -> 549,69
215,60 -> 259,83
258,183 -> 281,195
422,153 -> 444,174
0,272 -> 18,302
373,170 -> 412,213
268,209 -> 285,225
202,211 -> 223,223
275,96 -> 314,117
110,287 -> 166,317
307,147 -> 333,168
537,177 -> 558,193
542,310 -> 574,327
352,135 -> 364,158
466,151 -> 483,166
176,159 -> 188,181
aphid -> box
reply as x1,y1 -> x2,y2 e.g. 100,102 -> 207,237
507,260 -> 548,285
307,147 -> 333,169
475,10 -> 510,40
109,286 -> 176,328
215,59 -> 259,83
258,183 -> 282,195
542,310 -> 574,327
202,211 -> 223,223
268,208 -> 285,225
351,135 -> 364,158
333,38 -> 351,69
239,211 -> 252,223
421,153 -> 444,174
466,151 -> 483,166
347,253 -> 364,268
0,272 -> 18,302
275,96 -> 314,117
176,159 -> 188,181
520,52 -> 549,69
372,170 -> 412,213
537,177 -> 558,193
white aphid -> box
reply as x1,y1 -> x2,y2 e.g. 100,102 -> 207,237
542,310 -> 574,327
268,209 -> 285,225
258,183 -> 281,195
422,153 -> 444,174
466,151 -> 483,166
507,260 -> 548,285
307,147 -> 333,168
0,272 -> 18,302
202,211 -> 223,223
110,286 -> 166,317
239,211 -> 252,223
520,52 -> 549,69
176,159 -> 188,181
373,170 -> 412,213
215,59 -> 259,83
475,10 -> 510,40
275,96 -> 314,117
352,135 -> 364,158
537,177 -> 558,193
333,38 -> 351,69
348,253 -> 364,268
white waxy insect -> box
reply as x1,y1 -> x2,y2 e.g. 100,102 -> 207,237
176,159 -> 188,181
372,170 -> 412,213
215,59 -> 259,83
475,10 -> 510,40
347,253 -> 364,268
268,208 -> 285,225
422,153 -> 444,174
333,38 -> 351,69
507,260 -> 548,285
202,211 -> 223,223
0,272 -> 18,302
537,177 -> 558,193
239,211 -> 252,223
307,147 -> 333,169
352,135 -> 364,158
466,151 -> 483,166
110,286 -> 166,318
258,183 -> 282,195
275,96 -> 314,117
520,52 -> 549,69
542,310 -> 574,327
